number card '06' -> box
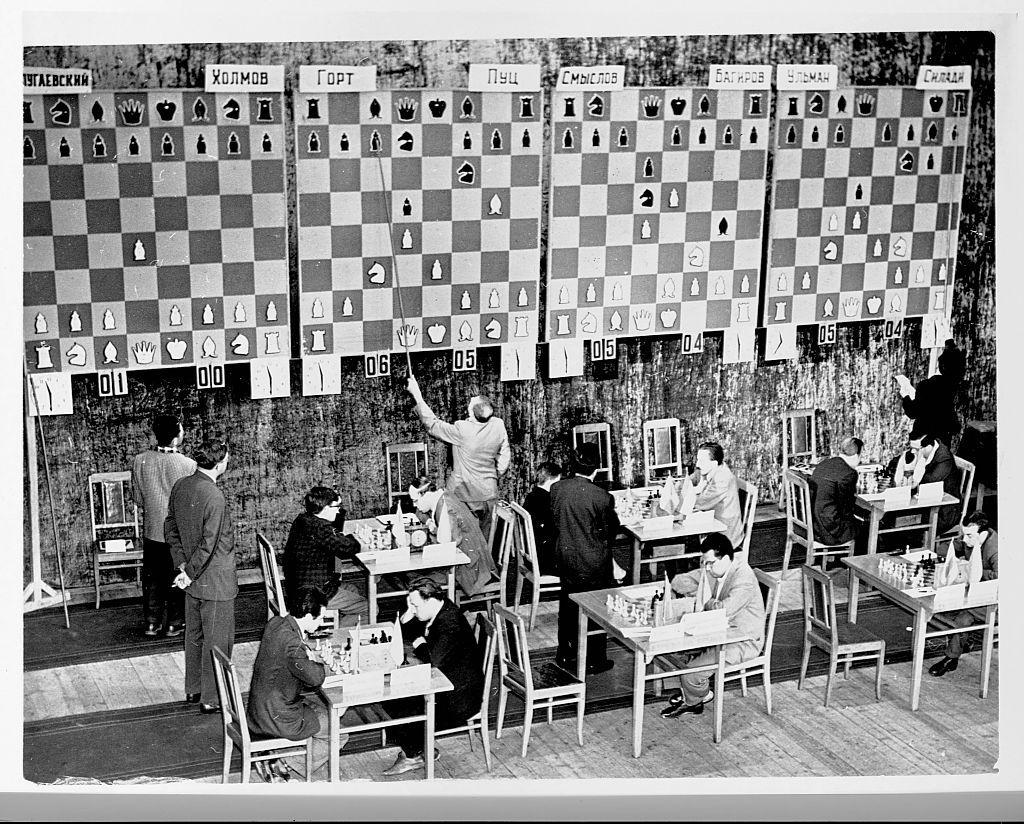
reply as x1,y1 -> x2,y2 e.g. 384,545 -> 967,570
364,353 -> 391,378
817,323 -> 837,345
453,349 -> 477,372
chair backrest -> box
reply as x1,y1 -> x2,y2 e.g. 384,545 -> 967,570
211,645 -> 250,747
475,612 -> 498,718
736,478 -> 759,558
486,502 -> 517,600
783,469 -> 814,547
800,564 -> 838,647
953,456 -> 976,528
385,442 -> 429,512
642,418 -> 682,484
256,532 -> 287,618
781,409 -> 817,468
507,501 -> 542,581
493,603 -> 533,690
753,568 -> 783,662
88,471 -> 140,545
572,423 -> 613,483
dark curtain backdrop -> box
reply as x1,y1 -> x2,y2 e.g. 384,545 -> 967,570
23,32 -> 995,588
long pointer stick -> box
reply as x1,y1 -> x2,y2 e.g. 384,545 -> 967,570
373,151 -> 414,378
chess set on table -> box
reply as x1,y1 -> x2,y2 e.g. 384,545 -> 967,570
877,551 -> 938,591
314,620 -> 404,681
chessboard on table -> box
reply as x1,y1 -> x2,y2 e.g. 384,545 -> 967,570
764,87 -> 971,328
23,90 -> 290,374
293,89 -> 543,358
545,87 -> 769,341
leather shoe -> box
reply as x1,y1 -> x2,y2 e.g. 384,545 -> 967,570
660,691 -> 685,717
185,693 -> 201,704
663,700 -> 705,719
929,657 -> 959,677
554,656 -> 575,673
199,703 -> 221,714
164,624 -> 183,638
144,623 -> 160,637
586,659 -> 615,676
382,749 -> 438,777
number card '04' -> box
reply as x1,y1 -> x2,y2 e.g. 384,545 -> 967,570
883,318 -> 904,340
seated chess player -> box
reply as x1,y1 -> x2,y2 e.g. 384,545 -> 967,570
380,578 -> 484,776
689,441 -> 745,549
888,429 -> 961,534
282,486 -> 368,626
660,533 -> 765,719
929,511 -> 998,677
522,461 -> 562,575
246,586 -> 346,782
810,436 -> 863,547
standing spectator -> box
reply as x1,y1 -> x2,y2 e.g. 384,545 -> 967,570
810,436 -> 863,547
551,443 -> 618,675
896,338 -> 966,447
522,461 -> 562,574
132,414 -> 196,637
165,438 -> 235,713
406,375 -> 511,541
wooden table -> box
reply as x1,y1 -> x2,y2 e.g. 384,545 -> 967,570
318,666 -> 453,781
354,549 -> 470,622
855,492 -> 959,556
571,586 -> 754,757
843,554 -> 997,711
621,516 -> 727,585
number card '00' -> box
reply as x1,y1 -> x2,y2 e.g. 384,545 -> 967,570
196,364 -> 225,390
817,323 -> 837,346
364,353 -> 391,379
453,348 -> 477,372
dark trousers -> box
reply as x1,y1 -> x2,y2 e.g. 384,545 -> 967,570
142,538 -> 184,628
184,592 -> 235,705
466,499 -> 496,549
383,695 -> 471,757
557,581 -> 610,667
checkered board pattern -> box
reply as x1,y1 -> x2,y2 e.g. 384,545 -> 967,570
23,91 -> 289,374
294,90 -> 543,356
765,87 -> 971,326
546,87 -> 769,340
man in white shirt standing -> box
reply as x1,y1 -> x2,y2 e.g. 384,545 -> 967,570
406,376 -> 511,541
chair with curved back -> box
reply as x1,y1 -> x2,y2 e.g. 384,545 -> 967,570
456,501 -> 515,611
940,457 -> 976,548
779,409 -> 817,510
508,501 -> 561,631
256,533 -> 287,620
736,478 -> 759,564
781,470 -> 854,578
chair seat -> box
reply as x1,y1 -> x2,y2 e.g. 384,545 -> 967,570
506,661 -> 582,692
834,621 -> 886,648
809,539 -> 854,551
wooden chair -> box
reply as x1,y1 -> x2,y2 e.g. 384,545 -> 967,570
436,613 -> 497,771
385,442 -> 428,513
89,471 -> 143,609
939,457 -> 976,548
781,470 -> 855,577
256,533 -> 287,620
508,501 -> 561,631
779,408 -> 817,510
736,478 -> 759,562
642,418 -> 682,484
211,646 -> 313,783
493,603 -> 586,757
457,502 -> 515,611
572,422 -> 613,484
798,565 -> 885,707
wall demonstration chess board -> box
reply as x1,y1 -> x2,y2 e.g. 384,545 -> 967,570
546,87 -> 769,341
23,91 -> 290,374
294,90 -> 543,357
765,87 -> 971,326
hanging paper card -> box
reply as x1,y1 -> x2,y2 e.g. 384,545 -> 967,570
27,373 -> 73,416
249,358 -> 290,399
764,324 -> 798,362
548,340 -> 584,378
302,356 -> 342,396
500,343 -> 536,381
723,327 -> 755,364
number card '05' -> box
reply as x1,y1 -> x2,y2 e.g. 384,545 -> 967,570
817,323 -> 837,345
589,339 -> 616,361
453,348 -> 477,372
364,353 -> 391,378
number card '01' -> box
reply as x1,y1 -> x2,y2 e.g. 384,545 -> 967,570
589,339 -> 616,361
97,369 -> 128,397
364,353 -> 391,379
817,323 -> 837,346
453,348 -> 477,372
196,364 -> 225,389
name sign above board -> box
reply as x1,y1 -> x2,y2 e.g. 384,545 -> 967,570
556,65 -> 627,90
299,65 -> 377,92
916,65 -> 973,89
468,64 -> 541,91
24,67 -> 91,94
776,64 -> 839,89
708,65 -> 772,88
204,64 -> 284,92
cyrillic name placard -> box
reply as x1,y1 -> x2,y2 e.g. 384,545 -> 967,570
708,65 -> 772,88
204,64 -> 284,92
23,67 -> 92,94
776,64 -> 838,90
468,64 -> 541,91
555,65 -> 626,90
299,65 -> 377,92
916,65 -> 972,89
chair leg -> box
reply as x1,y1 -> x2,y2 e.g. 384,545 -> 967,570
740,673 -> 748,697
466,727 -> 475,752
521,701 -> 533,758
513,572 -> 525,615
305,739 -> 313,782
651,659 -> 663,697
798,640 -> 811,690
496,684 -> 508,740
764,674 -> 773,715
94,557 -> 101,610
240,751 -> 251,784
843,652 -> 851,679
222,735 -> 233,784
480,718 -> 492,772
781,537 -> 793,577
824,651 -> 838,708
530,584 -> 541,633
875,646 -> 885,701
576,692 -> 585,746
547,700 -> 553,725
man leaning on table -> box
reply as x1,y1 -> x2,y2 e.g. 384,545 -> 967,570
929,510 -> 998,678
810,436 -> 863,547
690,441 -> 744,549
660,532 -> 765,719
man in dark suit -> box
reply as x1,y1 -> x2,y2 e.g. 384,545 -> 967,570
247,586 -> 340,782
551,443 -> 619,675
522,461 -> 562,574
810,436 -> 863,547
381,578 -> 484,776
165,438 -> 236,713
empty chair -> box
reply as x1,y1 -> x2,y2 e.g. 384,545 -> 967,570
779,409 -> 817,510
493,603 -> 586,757
781,470 -> 854,576
572,423 -> 613,484
89,471 -> 144,609
939,457 -> 976,549
211,646 -> 313,784
798,565 -> 885,707
456,501 -> 515,611
257,533 -> 287,620
735,478 -> 759,563
642,418 -> 682,484
509,501 -> 561,631
385,442 -> 429,513
435,612 -> 498,771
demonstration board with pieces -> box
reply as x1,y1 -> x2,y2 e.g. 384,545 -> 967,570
765,87 -> 971,327
546,87 -> 768,341
23,91 -> 290,374
294,89 -> 543,358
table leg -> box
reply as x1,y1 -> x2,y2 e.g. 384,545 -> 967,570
446,567 -> 455,603
576,606 -> 588,683
926,507 -> 939,554
980,605 -> 996,699
368,574 -> 378,623
328,703 -> 340,783
631,651 -> 646,758
866,512 -> 881,556
713,646 -> 726,744
425,693 -> 436,780
847,570 -> 860,623
910,607 -> 927,711
632,538 -> 642,585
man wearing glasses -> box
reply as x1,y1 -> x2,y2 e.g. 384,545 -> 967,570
659,532 -> 765,719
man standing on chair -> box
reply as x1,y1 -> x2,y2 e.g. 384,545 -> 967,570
381,578 -> 484,776
132,413 -> 196,638
661,532 -> 765,718
551,443 -> 618,675
406,375 -> 511,541
165,438 -> 236,713
810,436 -> 863,547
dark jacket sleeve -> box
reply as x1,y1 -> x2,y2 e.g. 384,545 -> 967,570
416,609 -> 459,671
184,489 -> 227,581
284,633 -> 327,688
